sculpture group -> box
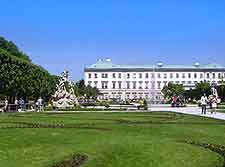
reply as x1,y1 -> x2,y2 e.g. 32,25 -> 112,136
52,71 -> 79,108
209,85 -> 221,104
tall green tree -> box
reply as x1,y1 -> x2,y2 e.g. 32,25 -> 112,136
75,79 -> 86,96
218,80 -> 225,102
0,48 -> 58,102
162,83 -> 185,99
0,37 -> 30,62
193,82 -> 211,100
85,85 -> 100,99
73,79 -> 100,99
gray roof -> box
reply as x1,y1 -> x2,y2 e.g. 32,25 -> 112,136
85,60 -> 225,72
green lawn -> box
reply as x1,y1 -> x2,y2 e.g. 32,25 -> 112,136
0,111 -> 225,167
217,105 -> 225,113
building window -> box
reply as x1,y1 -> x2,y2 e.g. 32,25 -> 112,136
206,73 -> 210,78
170,73 -> 173,78
102,73 -> 108,78
126,81 -> 130,89
112,73 -> 116,78
133,73 -> 136,78
175,81 -> 180,84
188,81 -> 192,84
118,81 -> 122,89
157,81 -> 161,89
164,73 -> 167,79
188,73 -> 191,78
94,73 -> 98,78
101,81 -> 108,89
200,73 -> 203,79
151,73 -> 155,78
182,73 -> 185,78
158,73 -> 161,78
145,81 -> 149,89
88,73 -> 91,78
139,73 -> 142,78
112,81 -> 116,89
118,73 -> 122,78
139,81 -> 143,89
194,73 -> 197,78
182,81 -> 185,85
212,73 -> 216,79
218,73 -> 221,79
88,81 -> 92,86
127,73 -> 130,79
145,73 -> 149,79
133,81 -> 136,89
163,81 -> 167,86
94,81 -> 98,87
151,81 -> 155,89
176,73 -> 179,78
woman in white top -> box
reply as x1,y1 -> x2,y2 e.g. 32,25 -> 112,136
211,95 -> 217,114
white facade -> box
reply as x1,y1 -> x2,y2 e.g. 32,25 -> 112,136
84,59 -> 225,102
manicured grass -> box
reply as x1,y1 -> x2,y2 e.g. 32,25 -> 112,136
216,105 -> 225,113
0,111 -> 225,167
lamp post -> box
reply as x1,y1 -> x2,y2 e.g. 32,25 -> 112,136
149,65 -> 156,108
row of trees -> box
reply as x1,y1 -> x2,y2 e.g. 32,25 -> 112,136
0,37 -> 58,103
0,36 -> 100,103
0,37 -> 30,62
73,79 -> 100,99
162,81 -> 225,103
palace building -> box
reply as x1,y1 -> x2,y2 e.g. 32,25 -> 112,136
84,59 -> 225,102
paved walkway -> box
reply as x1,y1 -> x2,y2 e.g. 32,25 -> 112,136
149,106 -> 225,121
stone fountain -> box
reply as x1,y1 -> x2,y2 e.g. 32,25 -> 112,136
52,71 -> 79,108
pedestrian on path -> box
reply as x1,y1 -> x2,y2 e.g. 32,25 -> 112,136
14,98 -> 18,111
37,97 -> 44,112
4,98 -> 8,112
211,95 -> 217,114
18,98 -> 25,112
200,94 -> 208,114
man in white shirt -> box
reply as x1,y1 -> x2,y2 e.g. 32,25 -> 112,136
201,94 -> 208,114
37,97 -> 44,112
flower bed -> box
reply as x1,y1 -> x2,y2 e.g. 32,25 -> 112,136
183,140 -> 225,166
51,154 -> 88,167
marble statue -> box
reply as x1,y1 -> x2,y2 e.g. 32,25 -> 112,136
209,84 -> 221,104
52,71 -> 79,108
211,85 -> 218,98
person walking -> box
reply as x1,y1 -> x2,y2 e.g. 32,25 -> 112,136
200,94 -> 208,114
171,96 -> 177,107
37,97 -> 44,112
4,98 -> 8,112
211,95 -> 217,114
14,98 -> 18,111
18,98 -> 24,112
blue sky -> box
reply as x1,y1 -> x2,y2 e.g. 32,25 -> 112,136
1,0 -> 225,80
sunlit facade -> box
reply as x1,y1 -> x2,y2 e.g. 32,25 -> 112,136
84,59 -> 225,102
